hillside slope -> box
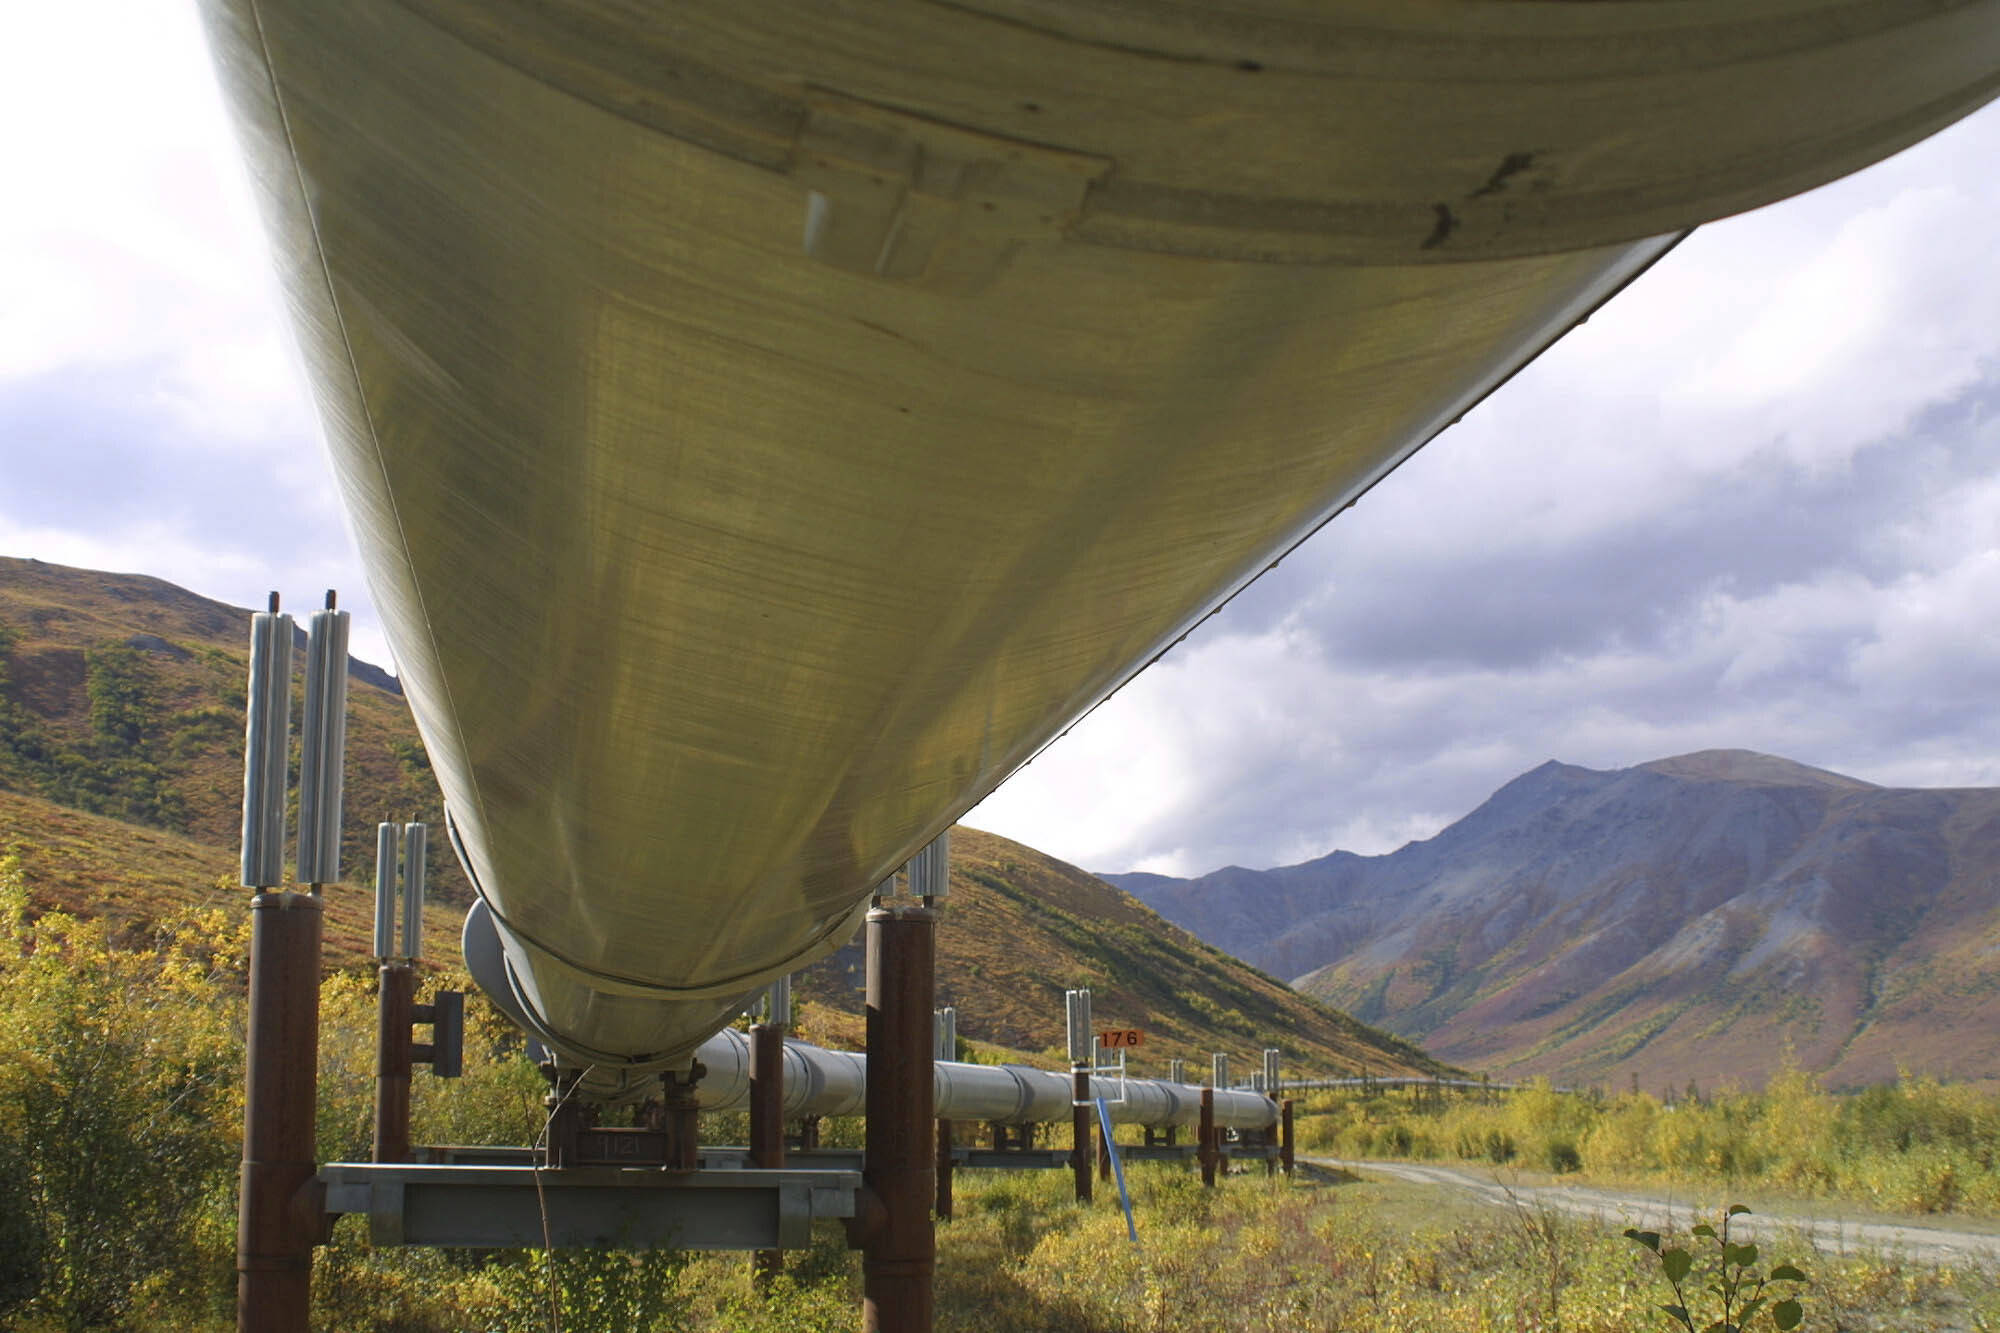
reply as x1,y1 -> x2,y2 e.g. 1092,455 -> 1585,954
796,826 -> 1445,1076
1110,751 -> 2000,1091
0,557 -> 1442,1078
0,555 -> 463,900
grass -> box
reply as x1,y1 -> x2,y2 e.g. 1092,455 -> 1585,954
472,1166 -> 1994,1332
4,845 -> 1996,1332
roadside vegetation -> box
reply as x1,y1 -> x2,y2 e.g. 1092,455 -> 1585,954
3,845 -> 1998,1331
1295,1073 -> 2000,1217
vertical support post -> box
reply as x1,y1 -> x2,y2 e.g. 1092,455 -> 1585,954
1065,986 -> 1093,1205
662,1066 -> 703,1172
1098,1117 -> 1112,1182
238,891 -> 323,1333
750,1010 -> 786,1278
1281,1099 -> 1295,1176
373,963 -> 414,1162
1071,1068 -> 1094,1204
934,1119 -> 954,1219
862,904 -> 936,1333
543,1071 -> 586,1169
372,822 -> 427,1163
1198,1087 -> 1218,1188
749,1021 -> 786,1168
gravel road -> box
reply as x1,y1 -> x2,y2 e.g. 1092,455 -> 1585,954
1314,1158 -> 2000,1270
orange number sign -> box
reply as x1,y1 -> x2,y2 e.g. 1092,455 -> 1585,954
1098,1029 -> 1145,1049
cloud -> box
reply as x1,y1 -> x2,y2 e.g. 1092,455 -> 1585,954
976,102 -> 2000,877
0,1 -> 388,668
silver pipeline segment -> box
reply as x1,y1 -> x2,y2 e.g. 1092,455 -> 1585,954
1065,989 -> 1092,1066
294,595 -> 351,886
686,1027 -> 1278,1132
238,596 -> 293,889
373,825 -> 398,958
460,901 -> 1274,1128
401,824 -> 427,959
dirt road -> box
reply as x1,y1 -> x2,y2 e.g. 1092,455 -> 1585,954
1314,1158 -> 2000,1269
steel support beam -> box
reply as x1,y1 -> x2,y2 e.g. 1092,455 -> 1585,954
861,904 -> 936,1333
1070,1069 -> 1093,1204
1199,1088 -> 1218,1188
320,1163 -> 860,1250
934,1119 -> 954,1219
750,1019 -> 786,1278
1281,1099 -> 1295,1176
373,962 -> 414,1163
238,892 -> 323,1333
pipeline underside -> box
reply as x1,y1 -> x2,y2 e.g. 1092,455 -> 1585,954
197,0 -> 2000,1097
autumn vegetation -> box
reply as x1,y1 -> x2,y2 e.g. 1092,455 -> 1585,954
4,845 -> 2000,1332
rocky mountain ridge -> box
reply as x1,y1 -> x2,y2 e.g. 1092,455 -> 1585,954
1108,750 -> 2000,1090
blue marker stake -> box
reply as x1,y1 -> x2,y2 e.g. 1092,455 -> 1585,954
1095,1097 -> 1138,1245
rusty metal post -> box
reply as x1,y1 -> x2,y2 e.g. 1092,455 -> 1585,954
1198,1087 -> 1218,1188
934,1119 -> 954,1219
749,1021 -> 786,1167
373,962 -> 414,1163
1070,1068 -> 1094,1204
862,904 -> 936,1333
238,891 -> 323,1333
1098,1118 -> 1112,1182
662,1066 -> 703,1172
1281,1099 -> 1295,1176
750,1019 -> 786,1277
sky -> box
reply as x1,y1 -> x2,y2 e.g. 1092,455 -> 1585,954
3,5 -> 1997,880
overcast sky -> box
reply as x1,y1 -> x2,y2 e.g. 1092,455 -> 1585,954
4,5 -> 1997,880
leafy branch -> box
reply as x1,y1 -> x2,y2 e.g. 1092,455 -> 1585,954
1625,1204 -> 1807,1332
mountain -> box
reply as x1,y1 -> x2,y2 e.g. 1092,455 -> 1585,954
0,556 -> 1440,1079
0,555 -> 463,902
1107,750 -> 2000,1091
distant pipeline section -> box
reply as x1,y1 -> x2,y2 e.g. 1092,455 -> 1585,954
463,897 -> 1276,1129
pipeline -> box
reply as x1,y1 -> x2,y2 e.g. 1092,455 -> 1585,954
466,898 -> 1272,1129
697,1027 -> 1277,1132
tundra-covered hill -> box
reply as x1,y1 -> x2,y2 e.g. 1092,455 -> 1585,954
1109,750 -> 2000,1091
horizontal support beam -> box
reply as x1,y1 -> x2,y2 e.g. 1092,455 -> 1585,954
1119,1144 -> 1198,1163
320,1163 -> 859,1251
